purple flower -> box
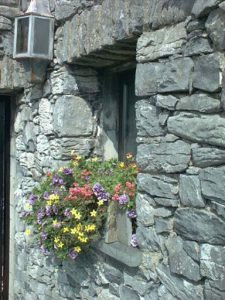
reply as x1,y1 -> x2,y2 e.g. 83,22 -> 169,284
68,249 -> 78,260
93,183 -> 110,202
40,245 -> 50,255
37,209 -> 45,224
52,174 -> 64,186
64,208 -> 72,218
43,191 -> 49,200
53,222 -> 61,229
41,232 -> 48,241
52,205 -> 58,215
28,194 -> 39,205
127,209 -> 137,219
118,194 -> 129,205
63,168 -> 73,175
45,206 -> 52,217
130,234 -> 138,248
21,211 -> 32,218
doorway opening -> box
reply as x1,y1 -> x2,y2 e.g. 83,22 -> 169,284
0,96 -> 10,300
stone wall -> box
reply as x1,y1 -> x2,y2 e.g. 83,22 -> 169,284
1,0 -> 225,299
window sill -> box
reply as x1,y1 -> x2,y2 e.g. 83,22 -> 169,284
93,240 -> 142,267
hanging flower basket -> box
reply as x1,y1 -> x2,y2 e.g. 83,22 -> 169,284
22,153 -> 138,260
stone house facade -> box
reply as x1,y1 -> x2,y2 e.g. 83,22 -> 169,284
1,0 -> 225,299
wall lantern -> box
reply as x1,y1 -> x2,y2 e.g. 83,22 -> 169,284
13,0 -> 54,61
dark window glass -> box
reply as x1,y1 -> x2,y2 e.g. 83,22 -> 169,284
118,69 -> 137,160
33,17 -> 50,55
16,17 -> 29,54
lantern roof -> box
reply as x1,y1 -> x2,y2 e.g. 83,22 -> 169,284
25,0 -> 53,17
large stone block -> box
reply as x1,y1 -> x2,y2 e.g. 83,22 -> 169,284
199,166 -> 225,205
179,175 -> 205,208
0,16 -> 12,30
136,101 -> 164,137
136,193 -> 155,226
204,281 -> 225,300
193,53 -> 222,92
137,140 -> 190,173
156,94 -> 178,110
192,0 -> 223,17
0,5 -> 18,18
50,67 -> 78,95
166,236 -> 201,282
138,173 -> 178,200
56,0 -> 142,64
144,0 -> 195,30
206,8 -> 225,50
168,112 -> 225,148
53,95 -> 93,137
176,94 -> 221,113
137,22 -> 186,62
184,37 -> 213,56
200,244 -> 225,290
136,224 -> 165,252
174,208 -> 225,244
157,264 -> 203,300
39,98 -> 53,136
0,56 -> 25,91
136,58 -> 194,96
119,286 -> 140,300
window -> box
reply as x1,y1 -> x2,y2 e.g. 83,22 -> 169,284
102,67 -> 137,246
97,66 -> 141,267
102,67 -> 137,162
118,69 -> 137,160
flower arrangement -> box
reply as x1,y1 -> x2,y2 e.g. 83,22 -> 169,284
22,153 -> 138,260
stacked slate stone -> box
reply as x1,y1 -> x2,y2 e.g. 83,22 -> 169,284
136,1 -> 225,299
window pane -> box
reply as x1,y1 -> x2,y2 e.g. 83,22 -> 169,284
119,70 -> 137,159
33,17 -> 50,55
16,17 -> 29,54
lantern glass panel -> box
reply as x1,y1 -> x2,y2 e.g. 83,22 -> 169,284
16,17 -> 29,54
33,17 -> 50,55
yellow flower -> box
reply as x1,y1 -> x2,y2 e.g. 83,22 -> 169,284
63,227 -> 69,233
49,194 -> 59,203
25,229 -> 31,236
71,228 -> 77,235
58,241 -> 64,248
71,208 -> 82,220
75,212 -> 81,220
71,223 -> 83,235
76,223 -> 82,231
46,200 -> 52,206
25,203 -> 32,210
98,200 -> 104,206
85,224 -> 96,232
90,210 -> 97,217
119,162 -> 125,168
91,157 -> 99,162
53,220 -> 58,226
78,231 -> 84,237
58,167 -> 64,173
74,246 -> 82,253
71,208 -> 78,216
72,161 -> 79,167
54,237 -> 60,244
78,236 -> 88,243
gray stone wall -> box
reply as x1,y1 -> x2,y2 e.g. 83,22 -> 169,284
1,0 -> 225,299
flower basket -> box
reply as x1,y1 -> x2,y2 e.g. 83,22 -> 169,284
22,153 -> 138,260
